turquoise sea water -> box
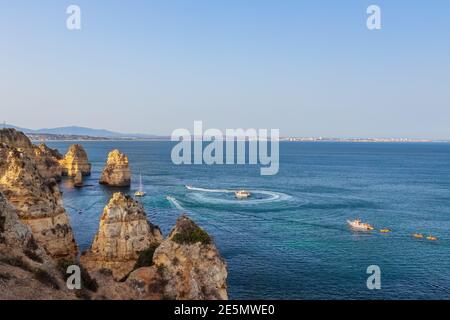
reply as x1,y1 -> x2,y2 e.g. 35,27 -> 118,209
46,141 -> 450,299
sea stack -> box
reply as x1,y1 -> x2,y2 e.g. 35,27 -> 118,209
74,169 -> 83,187
127,215 -> 228,300
80,192 -> 163,280
0,142 -> 78,260
99,149 -> 131,187
60,144 -> 91,177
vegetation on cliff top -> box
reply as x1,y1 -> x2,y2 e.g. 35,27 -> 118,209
172,217 -> 211,245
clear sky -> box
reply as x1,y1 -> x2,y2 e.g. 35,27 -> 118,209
1,0 -> 449,138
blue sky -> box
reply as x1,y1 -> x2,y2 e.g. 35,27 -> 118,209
0,0 -> 449,138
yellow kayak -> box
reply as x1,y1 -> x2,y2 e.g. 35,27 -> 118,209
412,233 -> 424,239
426,235 -> 437,241
380,229 -> 391,233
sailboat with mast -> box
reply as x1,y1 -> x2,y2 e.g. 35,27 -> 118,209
134,172 -> 146,197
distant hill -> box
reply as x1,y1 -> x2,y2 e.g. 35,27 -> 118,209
3,124 -> 165,139
2,124 -> 29,132
33,126 -> 122,137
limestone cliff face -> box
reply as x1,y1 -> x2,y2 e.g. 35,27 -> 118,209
0,129 -> 63,181
60,144 -> 91,177
80,193 -> 163,281
0,143 -> 78,260
0,192 -> 77,300
125,215 -> 228,300
99,150 -> 131,187
0,192 -> 35,250
0,128 -> 34,154
33,144 -> 63,181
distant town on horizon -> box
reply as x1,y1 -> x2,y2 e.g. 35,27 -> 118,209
2,123 -> 445,143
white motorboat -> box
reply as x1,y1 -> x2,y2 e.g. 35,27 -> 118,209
235,190 -> 251,199
347,219 -> 374,231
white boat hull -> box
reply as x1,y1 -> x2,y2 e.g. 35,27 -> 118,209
235,191 -> 251,199
347,220 -> 373,231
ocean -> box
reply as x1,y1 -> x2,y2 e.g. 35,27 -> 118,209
46,141 -> 450,299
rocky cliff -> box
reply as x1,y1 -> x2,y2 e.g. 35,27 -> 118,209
99,150 -> 131,187
120,215 -> 228,300
0,129 -> 63,181
0,192 -> 38,254
80,193 -> 163,280
0,128 -> 35,154
0,192 -> 77,300
0,143 -> 78,260
60,144 -> 91,177
34,143 -> 63,181
151,215 -> 228,300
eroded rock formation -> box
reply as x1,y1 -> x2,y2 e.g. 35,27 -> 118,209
0,128 -> 35,154
60,144 -> 91,177
121,215 -> 228,300
83,215 -> 228,300
34,143 -> 63,181
0,143 -> 78,260
0,192 -> 77,300
0,192 -> 37,252
74,169 -> 83,187
99,150 -> 131,187
0,129 -> 63,181
80,192 -> 163,280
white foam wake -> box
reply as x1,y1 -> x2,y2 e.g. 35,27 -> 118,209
185,185 -> 292,205
166,196 -> 185,210
186,185 -> 232,193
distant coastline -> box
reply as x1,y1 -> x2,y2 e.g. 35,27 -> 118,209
28,133 -> 449,143
279,137 -> 449,143
6,124 -> 447,143
27,133 -> 170,142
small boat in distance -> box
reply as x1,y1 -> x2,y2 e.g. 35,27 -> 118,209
426,235 -> 437,241
412,233 -> 424,239
134,172 -> 146,197
347,219 -> 374,231
235,190 -> 251,199
380,228 -> 391,233
185,185 -> 194,190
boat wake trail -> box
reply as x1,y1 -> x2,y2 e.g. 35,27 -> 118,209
166,196 -> 185,211
185,185 -> 292,205
185,185 -> 232,193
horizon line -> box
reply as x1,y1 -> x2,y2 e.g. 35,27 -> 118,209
3,122 -> 449,142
